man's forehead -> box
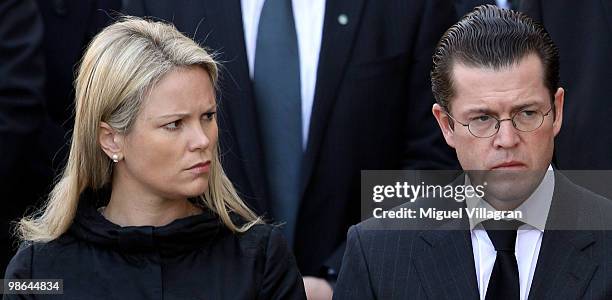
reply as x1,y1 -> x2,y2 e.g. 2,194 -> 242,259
449,54 -> 549,112
451,54 -> 545,83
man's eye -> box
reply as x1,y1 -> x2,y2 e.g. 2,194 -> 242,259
520,110 -> 537,117
472,115 -> 492,122
203,112 -> 216,121
164,120 -> 182,131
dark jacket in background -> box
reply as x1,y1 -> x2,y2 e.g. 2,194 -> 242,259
520,0 -> 612,170
0,0 -> 120,272
35,0 -> 121,136
454,0 -> 495,17
123,0 -> 459,277
3,189 -> 306,299
0,0 -> 46,274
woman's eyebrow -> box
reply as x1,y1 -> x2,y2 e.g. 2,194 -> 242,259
152,112 -> 189,120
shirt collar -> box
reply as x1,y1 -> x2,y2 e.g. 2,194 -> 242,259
466,165 -> 554,231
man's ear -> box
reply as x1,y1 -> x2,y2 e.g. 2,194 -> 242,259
432,103 -> 456,149
99,122 -> 123,160
552,87 -> 564,137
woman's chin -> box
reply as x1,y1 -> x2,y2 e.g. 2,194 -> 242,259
176,180 -> 209,199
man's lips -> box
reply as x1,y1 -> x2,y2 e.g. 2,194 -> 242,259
490,161 -> 526,169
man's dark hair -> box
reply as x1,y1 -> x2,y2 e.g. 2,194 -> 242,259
431,5 -> 559,110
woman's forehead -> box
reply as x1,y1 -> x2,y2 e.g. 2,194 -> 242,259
140,67 -> 216,119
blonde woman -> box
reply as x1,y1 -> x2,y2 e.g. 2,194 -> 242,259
4,17 -> 306,299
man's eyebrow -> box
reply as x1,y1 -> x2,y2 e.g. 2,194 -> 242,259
463,107 -> 495,115
462,101 -> 542,116
511,102 -> 540,110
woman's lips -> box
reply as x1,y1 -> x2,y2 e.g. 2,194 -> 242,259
187,161 -> 211,174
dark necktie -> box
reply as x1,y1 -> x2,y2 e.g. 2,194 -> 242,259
253,0 -> 302,246
482,219 -> 523,300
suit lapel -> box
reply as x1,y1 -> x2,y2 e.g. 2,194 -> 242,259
528,172 -> 600,299
299,0 -> 366,197
413,200 -> 479,300
415,227 -> 480,299
527,230 -> 597,299
201,0 -> 269,207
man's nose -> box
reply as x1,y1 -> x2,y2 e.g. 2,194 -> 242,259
492,119 -> 520,149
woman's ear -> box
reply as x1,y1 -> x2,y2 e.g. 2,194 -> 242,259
99,122 -> 123,161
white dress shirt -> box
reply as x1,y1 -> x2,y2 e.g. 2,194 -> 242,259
496,0 -> 511,9
466,166 -> 555,300
240,0 -> 325,149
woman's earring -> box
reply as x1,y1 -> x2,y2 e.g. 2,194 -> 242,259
112,154 -> 119,163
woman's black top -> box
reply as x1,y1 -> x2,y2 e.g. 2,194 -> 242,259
3,190 -> 306,299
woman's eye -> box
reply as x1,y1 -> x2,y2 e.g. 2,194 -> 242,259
164,120 -> 182,131
203,112 -> 216,121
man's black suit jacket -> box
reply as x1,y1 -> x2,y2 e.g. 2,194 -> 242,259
520,0 -> 612,170
123,0 -> 459,276
334,172 -> 612,299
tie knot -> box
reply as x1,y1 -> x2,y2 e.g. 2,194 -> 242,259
481,219 -> 523,251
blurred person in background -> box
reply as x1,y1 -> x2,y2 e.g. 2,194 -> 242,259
4,18 -> 305,299
123,1 -> 459,298
520,0 -> 612,170
0,0 -> 120,271
0,0 -> 46,274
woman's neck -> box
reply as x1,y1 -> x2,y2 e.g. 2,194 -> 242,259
102,177 -> 202,227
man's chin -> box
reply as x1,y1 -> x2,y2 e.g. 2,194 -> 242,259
478,169 -> 544,204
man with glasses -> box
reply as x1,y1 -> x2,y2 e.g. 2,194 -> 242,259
334,5 -> 612,300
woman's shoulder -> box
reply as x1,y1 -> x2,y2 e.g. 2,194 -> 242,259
4,235 -> 77,278
4,242 -> 34,279
233,223 -> 277,247
229,223 -> 290,258
233,224 -> 306,299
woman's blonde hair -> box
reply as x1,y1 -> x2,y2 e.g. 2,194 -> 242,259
17,17 -> 262,242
